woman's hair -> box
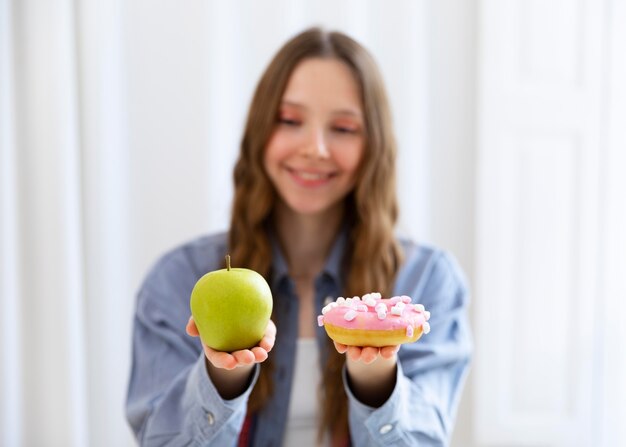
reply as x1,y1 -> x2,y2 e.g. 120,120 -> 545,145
228,26 -> 403,442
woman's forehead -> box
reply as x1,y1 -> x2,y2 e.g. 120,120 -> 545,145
281,58 -> 363,114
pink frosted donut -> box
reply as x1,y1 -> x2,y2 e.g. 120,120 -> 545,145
317,293 -> 431,347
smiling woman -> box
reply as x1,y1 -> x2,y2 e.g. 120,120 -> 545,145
126,27 -> 472,447
3,1 -> 624,445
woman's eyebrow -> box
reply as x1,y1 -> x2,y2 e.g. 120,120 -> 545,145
332,109 -> 362,118
280,100 -> 305,109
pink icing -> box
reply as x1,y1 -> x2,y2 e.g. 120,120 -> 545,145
320,296 -> 429,334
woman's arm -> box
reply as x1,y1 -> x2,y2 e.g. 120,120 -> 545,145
340,250 -> 473,446
126,254 -> 273,446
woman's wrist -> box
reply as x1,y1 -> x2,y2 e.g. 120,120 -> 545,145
345,354 -> 397,407
206,358 -> 256,400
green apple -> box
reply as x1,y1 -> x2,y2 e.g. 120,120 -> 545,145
190,255 -> 273,352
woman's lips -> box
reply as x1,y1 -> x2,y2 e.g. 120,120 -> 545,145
286,166 -> 336,187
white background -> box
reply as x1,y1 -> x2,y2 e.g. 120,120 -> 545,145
1,1 -> 624,446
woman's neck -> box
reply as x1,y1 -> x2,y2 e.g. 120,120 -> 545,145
273,201 -> 343,281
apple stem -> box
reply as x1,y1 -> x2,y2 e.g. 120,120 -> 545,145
226,255 -> 231,271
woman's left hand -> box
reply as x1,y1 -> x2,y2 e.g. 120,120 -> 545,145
333,341 -> 399,363
333,341 -> 399,406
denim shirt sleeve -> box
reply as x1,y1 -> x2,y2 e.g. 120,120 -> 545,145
343,249 -> 473,446
126,247 -> 258,447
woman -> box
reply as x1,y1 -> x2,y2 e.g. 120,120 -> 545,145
126,27 -> 472,446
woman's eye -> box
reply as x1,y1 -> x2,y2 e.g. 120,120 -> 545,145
279,118 -> 300,126
333,126 -> 357,134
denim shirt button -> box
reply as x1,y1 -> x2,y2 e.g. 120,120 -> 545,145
323,295 -> 334,306
206,411 -> 215,425
379,423 -> 393,434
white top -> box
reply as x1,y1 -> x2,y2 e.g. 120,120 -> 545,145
284,338 -> 323,447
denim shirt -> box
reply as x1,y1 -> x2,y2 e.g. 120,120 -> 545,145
126,231 -> 472,446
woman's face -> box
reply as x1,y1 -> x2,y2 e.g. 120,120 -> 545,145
264,57 -> 365,218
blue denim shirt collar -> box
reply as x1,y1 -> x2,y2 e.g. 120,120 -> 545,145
321,226 -> 347,290
269,232 -> 290,291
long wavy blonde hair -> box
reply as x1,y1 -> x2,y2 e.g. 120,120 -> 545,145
227,27 -> 403,442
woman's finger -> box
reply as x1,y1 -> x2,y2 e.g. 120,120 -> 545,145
360,346 -> 378,364
251,346 -> 269,363
380,345 -> 400,359
347,346 -> 362,361
259,320 -> 277,352
259,335 -> 275,352
186,316 -> 199,337
232,350 -> 255,365
265,320 -> 277,338
206,349 -> 237,370
333,341 -> 348,354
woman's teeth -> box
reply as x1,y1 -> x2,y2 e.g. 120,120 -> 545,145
294,170 -> 330,180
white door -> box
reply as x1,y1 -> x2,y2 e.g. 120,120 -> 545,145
474,0 -> 624,445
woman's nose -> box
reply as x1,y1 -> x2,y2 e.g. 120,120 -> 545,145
302,128 -> 330,159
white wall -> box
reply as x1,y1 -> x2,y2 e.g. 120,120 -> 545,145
426,1 -> 477,443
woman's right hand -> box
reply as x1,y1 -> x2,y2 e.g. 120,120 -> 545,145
186,317 -> 276,398
186,316 -> 276,370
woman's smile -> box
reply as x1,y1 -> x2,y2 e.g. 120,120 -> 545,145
285,165 -> 337,187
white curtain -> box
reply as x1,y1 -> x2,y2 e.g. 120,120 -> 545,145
1,0 -> 132,445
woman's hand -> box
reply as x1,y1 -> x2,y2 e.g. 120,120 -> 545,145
186,317 -> 276,370
333,341 -> 399,363
333,341 -> 399,407
186,317 -> 276,399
